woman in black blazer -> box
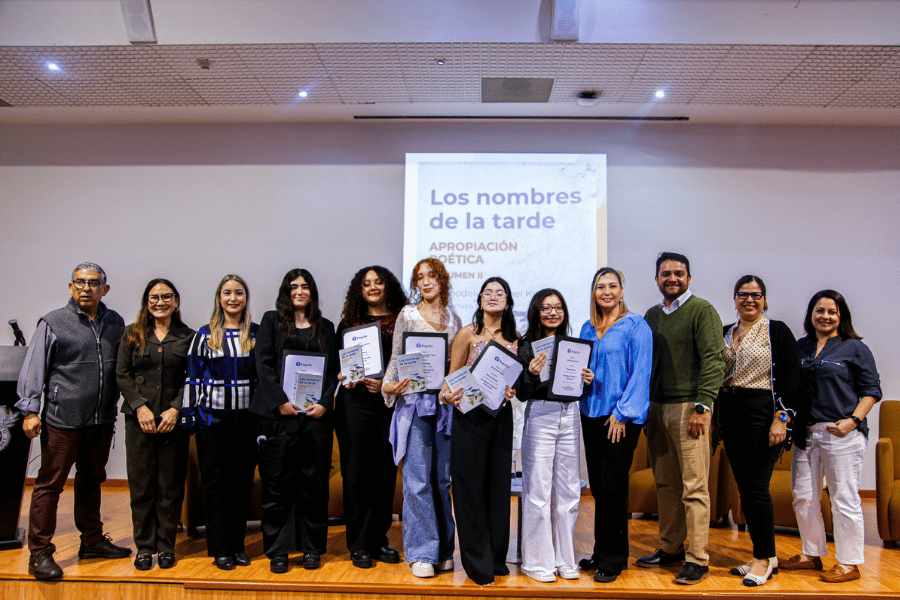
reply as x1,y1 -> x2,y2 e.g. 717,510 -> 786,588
117,278 -> 194,571
717,275 -> 803,587
251,268 -> 338,574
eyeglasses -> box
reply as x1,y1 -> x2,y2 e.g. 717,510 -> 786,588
481,291 -> 507,299
72,279 -> 103,290
149,293 -> 176,304
735,292 -> 764,300
540,305 -> 564,314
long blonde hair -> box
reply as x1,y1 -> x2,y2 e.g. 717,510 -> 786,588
208,274 -> 255,353
589,267 -> 629,332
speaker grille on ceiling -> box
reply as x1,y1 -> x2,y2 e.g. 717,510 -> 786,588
482,78 -> 554,103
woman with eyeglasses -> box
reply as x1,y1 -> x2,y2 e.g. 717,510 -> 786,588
333,266 -> 407,569
183,274 -> 258,571
717,275 -> 803,587
518,288 -> 593,583
781,290 -> 881,584
251,268 -> 338,573
117,278 -> 194,570
440,276 -> 518,586
577,268 -> 652,584
382,258 -> 462,579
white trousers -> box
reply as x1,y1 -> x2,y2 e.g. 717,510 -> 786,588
520,400 -> 581,575
791,422 -> 867,565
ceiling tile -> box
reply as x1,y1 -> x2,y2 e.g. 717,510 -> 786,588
397,43 -> 481,102
157,45 -> 253,80
316,43 -> 409,103
185,78 -> 272,104
691,79 -> 776,105
709,45 -> 812,80
118,80 -> 206,106
790,45 -> 895,82
0,79 -> 67,105
42,79 -> 142,105
632,45 -> 731,81
259,77 -> 341,103
831,80 -> 900,108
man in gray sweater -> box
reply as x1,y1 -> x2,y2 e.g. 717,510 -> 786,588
16,262 -> 130,580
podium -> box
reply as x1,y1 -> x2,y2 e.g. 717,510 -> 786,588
0,346 -> 28,549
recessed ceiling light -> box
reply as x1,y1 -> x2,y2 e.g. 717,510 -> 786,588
434,58 -> 446,65
654,89 -> 666,99
297,90 -> 309,98
45,61 -> 61,72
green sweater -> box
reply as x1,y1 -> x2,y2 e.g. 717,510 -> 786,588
644,295 -> 725,408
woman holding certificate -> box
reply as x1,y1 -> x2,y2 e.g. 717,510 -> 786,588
577,267 -> 652,583
334,266 -> 407,569
251,268 -> 338,574
442,276 -> 520,586
183,274 -> 258,571
382,258 -> 461,579
517,288 -> 594,583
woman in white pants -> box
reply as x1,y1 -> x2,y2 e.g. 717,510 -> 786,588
782,289 -> 881,583
517,288 -> 594,583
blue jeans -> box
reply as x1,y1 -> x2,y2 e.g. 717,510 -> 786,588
402,411 -> 454,563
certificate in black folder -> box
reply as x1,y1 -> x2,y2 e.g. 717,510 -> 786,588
470,340 -> 523,415
401,331 -> 448,393
547,336 -> 592,401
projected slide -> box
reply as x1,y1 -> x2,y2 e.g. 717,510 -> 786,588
404,153 -> 606,330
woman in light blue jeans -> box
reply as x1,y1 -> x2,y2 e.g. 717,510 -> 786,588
382,258 -> 461,578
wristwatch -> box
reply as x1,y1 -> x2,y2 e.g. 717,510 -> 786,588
849,415 -> 862,428
694,403 -> 711,414
777,411 -> 789,423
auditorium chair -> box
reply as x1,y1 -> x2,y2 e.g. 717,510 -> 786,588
731,446 -> 834,533
876,400 -> 900,546
627,429 -> 735,525
182,432 -> 403,535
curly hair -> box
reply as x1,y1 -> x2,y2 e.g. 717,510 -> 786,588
276,268 -> 322,336
341,265 -> 407,326
408,257 -> 451,307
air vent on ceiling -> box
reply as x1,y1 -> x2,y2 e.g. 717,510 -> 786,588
354,115 -> 689,122
482,77 -> 554,103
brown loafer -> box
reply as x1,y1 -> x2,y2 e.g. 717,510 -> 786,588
821,564 -> 861,583
780,554 -> 824,571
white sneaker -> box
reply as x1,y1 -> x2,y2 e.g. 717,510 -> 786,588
436,558 -> 454,572
411,561 -> 435,578
558,566 -> 580,579
523,568 -> 556,583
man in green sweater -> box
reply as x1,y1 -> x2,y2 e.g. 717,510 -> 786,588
636,252 -> 725,585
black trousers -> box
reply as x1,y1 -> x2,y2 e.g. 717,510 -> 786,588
450,403 -> 513,585
257,414 -> 333,557
581,414 -> 641,573
335,396 -> 397,554
124,417 -> 188,553
195,410 -> 257,557
718,388 -> 780,559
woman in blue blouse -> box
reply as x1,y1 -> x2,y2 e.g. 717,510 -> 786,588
183,274 -> 258,571
578,267 -> 652,583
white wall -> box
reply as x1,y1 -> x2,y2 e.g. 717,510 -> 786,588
1,122 -> 897,488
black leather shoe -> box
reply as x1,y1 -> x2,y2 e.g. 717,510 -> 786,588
594,568 -> 620,583
301,552 -> 321,570
372,546 -> 401,564
233,551 -> 251,567
158,552 -> 176,569
635,548 -> 685,568
28,550 -> 63,580
494,564 -> 510,576
78,534 -> 132,559
270,555 -> 289,574
214,555 -> 236,570
674,562 -> 709,585
579,557 -> 599,571
351,550 -> 374,569
134,551 -> 153,571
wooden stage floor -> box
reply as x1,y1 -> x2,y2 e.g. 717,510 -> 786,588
1,485 -> 898,599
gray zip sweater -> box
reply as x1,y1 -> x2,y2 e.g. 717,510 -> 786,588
16,299 -> 125,429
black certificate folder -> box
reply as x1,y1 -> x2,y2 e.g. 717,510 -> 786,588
401,331 -> 448,394
547,335 -> 592,401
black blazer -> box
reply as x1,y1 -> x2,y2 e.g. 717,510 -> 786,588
116,323 -> 195,417
251,310 -> 338,419
719,319 -> 808,447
